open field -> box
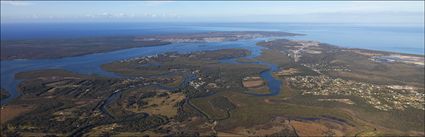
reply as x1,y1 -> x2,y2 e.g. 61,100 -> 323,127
0,105 -> 34,124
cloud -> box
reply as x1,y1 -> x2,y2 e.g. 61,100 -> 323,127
143,1 -> 174,6
84,12 -> 139,19
1,1 -> 32,6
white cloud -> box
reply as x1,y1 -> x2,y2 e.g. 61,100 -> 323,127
1,1 -> 32,6
143,1 -> 174,7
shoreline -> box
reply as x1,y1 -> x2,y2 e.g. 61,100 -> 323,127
0,31 -> 300,61
2,30 -> 423,61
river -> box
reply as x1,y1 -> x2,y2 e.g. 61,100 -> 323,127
1,38 -> 281,105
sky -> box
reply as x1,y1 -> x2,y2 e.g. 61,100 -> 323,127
1,1 -> 424,24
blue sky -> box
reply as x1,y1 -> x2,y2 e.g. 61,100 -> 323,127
1,1 -> 424,24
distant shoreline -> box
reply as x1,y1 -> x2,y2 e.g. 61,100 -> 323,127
1,31 -> 423,61
0,31 -> 300,61
2,23 -> 423,55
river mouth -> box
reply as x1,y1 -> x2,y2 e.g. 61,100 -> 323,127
1,38 -> 282,105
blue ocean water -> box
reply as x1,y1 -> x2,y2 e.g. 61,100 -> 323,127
2,22 -> 424,55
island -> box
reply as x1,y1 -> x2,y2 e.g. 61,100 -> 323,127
0,31 -> 299,60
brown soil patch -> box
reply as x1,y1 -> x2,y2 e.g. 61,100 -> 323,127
74,99 -> 100,105
217,132 -> 243,136
249,85 -> 270,94
290,119 -> 356,136
263,98 -> 287,104
291,120 -> 330,136
264,99 -> 273,104
85,123 -> 121,136
227,117 -> 295,136
125,90 -> 185,117
1,104 -> 34,124
242,77 -> 264,88
275,68 -> 300,76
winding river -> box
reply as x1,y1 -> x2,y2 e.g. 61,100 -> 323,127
1,38 -> 281,105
